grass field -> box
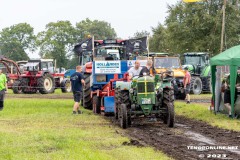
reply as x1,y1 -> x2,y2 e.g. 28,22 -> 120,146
175,101 -> 240,131
0,98 -> 171,160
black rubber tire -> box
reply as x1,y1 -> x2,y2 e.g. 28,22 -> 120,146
209,77 -> 212,93
83,73 -> 92,109
163,89 -> 175,128
119,91 -> 130,106
61,78 -> 72,93
38,73 -> 55,94
92,95 -> 101,114
22,78 -> 37,94
120,103 -> 128,129
190,77 -> 202,95
114,88 -> 119,119
178,92 -> 186,100
12,80 -> 22,94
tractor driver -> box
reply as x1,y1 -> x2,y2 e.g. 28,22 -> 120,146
223,73 -> 240,118
128,60 -> 142,79
139,60 -> 156,77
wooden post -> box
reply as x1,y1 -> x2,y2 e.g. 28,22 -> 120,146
220,0 -> 227,53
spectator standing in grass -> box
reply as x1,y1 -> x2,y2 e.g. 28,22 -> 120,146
70,66 -> 85,114
0,69 -> 8,111
183,66 -> 191,104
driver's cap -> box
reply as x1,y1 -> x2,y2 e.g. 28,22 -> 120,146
183,66 -> 189,70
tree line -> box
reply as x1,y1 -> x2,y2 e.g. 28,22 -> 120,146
0,18 -> 116,68
149,0 -> 240,57
1,0 -> 240,68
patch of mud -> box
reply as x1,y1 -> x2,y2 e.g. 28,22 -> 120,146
122,139 -> 144,147
110,116 -> 240,160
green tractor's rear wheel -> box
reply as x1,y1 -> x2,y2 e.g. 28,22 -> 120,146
163,89 -> 175,127
190,77 -> 202,95
92,95 -> 101,114
83,73 -> 92,109
120,103 -> 128,129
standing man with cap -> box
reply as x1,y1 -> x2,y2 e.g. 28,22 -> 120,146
183,66 -> 191,104
0,69 -> 8,111
70,66 -> 85,114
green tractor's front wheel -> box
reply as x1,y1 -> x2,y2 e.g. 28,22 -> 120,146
120,103 -> 128,129
163,89 -> 175,127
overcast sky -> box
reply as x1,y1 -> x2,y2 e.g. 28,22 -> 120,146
0,0 -> 178,38
0,0 -> 179,58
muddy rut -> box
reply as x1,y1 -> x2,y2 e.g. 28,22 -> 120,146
111,116 -> 240,160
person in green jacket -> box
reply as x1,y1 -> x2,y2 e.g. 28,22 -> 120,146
0,69 -> 8,111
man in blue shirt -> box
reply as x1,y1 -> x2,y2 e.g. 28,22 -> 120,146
70,66 -> 85,114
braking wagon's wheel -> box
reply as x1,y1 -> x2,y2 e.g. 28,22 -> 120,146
120,103 -> 128,129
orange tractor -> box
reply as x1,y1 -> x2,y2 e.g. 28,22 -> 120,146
149,53 -> 186,100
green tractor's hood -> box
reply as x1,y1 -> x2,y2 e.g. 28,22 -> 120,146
137,76 -> 155,82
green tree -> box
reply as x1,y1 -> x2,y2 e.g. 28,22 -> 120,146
150,0 -> 240,56
0,23 -> 36,61
75,18 -> 117,40
37,21 -> 76,68
132,30 -> 150,39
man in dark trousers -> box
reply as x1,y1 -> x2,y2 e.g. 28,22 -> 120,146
0,69 -> 7,111
70,66 -> 85,114
139,60 -> 156,76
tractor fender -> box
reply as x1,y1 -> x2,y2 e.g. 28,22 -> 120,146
116,81 -> 131,91
36,71 -> 45,77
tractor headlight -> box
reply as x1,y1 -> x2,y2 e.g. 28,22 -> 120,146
141,98 -> 151,104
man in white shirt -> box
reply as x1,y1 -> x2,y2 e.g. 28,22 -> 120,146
128,60 -> 142,79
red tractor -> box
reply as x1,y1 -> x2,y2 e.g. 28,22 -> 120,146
0,56 -> 21,89
12,59 -> 71,94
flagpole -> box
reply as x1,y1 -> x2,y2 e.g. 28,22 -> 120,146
147,36 -> 149,57
92,35 -> 94,59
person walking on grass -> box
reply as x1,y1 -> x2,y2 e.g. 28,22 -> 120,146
70,66 -> 85,114
183,66 -> 191,104
0,69 -> 8,111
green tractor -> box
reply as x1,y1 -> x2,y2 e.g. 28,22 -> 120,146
183,52 -> 211,95
114,72 -> 175,129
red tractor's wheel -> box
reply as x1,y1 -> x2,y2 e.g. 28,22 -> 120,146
61,78 -> 72,93
92,95 -> 101,114
38,74 -> 55,94
12,80 -> 22,94
83,74 -> 92,109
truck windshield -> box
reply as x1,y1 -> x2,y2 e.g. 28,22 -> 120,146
24,62 -> 39,71
95,47 -> 126,60
154,57 -> 180,69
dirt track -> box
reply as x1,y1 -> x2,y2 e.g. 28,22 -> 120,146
111,116 -> 240,160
